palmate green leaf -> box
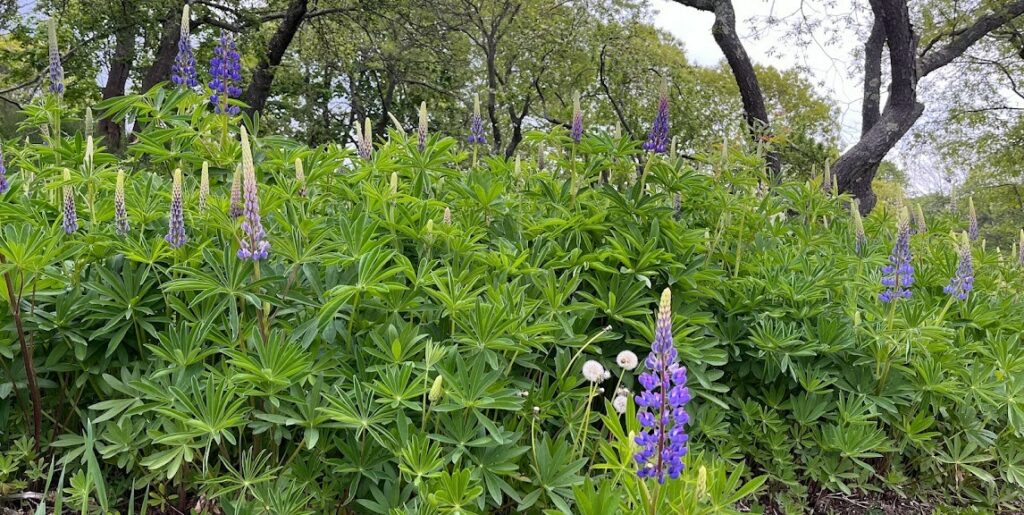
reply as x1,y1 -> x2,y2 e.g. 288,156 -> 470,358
318,380 -> 396,442
427,468 -> 483,515
526,435 -> 587,513
156,377 -> 249,446
225,331 -> 312,397
318,247 -> 411,328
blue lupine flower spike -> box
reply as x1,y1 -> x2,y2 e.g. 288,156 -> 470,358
879,207 -> 914,303
570,92 -> 583,143
967,197 -> 979,241
165,169 -> 187,248
62,169 -> 77,234
47,19 -> 65,96
643,82 -> 670,154
208,30 -> 243,115
171,6 -> 199,89
468,94 -> 486,145
237,126 -> 270,261
635,288 -> 691,484
944,232 -> 974,301
0,141 -> 8,194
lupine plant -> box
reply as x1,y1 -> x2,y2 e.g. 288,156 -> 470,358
1,54 -> 1024,515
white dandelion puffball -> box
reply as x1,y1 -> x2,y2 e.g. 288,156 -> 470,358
613,395 -> 628,414
617,350 -> 639,370
582,360 -> 606,383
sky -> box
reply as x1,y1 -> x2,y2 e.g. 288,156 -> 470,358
651,0 -> 864,146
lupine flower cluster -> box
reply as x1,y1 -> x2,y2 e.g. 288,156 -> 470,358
635,288 -> 691,483
643,84 -> 670,154
171,6 -> 199,89
570,92 -> 583,143
237,127 -> 270,261
417,102 -> 428,152
199,162 -> 209,213
944,232 -> 974,300
914,204 -> 927,234
967,198 -> 979,241
357,118 -> 373,159
851,201 -> 867,254
48,19 -> 64,96
0,141 -> 8,194
879,208 -> 914,302
84,107 -> 93,137
114,170 -> 129,236
229,166 -> 243,218
295,158 -> 306,197
209,30 -> 243,115
468,94 -> 486,145
62,169 -> 77,234
165,169 -> 187,248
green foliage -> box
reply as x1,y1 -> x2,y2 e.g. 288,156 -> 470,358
0,85 -> 1022,514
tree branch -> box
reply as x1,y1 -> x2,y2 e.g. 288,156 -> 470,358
919,0 -> 1024,75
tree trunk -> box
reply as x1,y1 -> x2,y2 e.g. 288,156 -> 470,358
99,23 -> 135,151
141,1 -> 185,92
244,0 -> 309,113
674,0 -> 779,175
834,0 -> 922,214
484,44 -> 503,153
862,16 -> 885,136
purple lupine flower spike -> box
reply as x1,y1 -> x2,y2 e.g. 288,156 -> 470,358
208,30 -> 242,115
62,169 -> 77,234
237,127 -> 269,261
944,232 -> 974,300
165,169 -> 187,248
643,83 -> 670,154
635,288 -> 691,484
879,207 -> 914,303
967,198 -> 979,241
0,141 -> 8,194
570,92 -> 583,143
171,6 -> 198,89
114,170 -> 129,236
47,19 -> 64,96
229,166 -> 243,218
417,102 -> 428,152
468,94 -> 486,145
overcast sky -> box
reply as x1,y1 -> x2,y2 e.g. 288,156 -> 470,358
651,0 -> 863,145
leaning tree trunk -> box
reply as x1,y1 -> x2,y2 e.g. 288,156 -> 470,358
834,0 -> 923,214
99,23 -> 135,151
244,0 -> 309,113
673,0 -> 779,176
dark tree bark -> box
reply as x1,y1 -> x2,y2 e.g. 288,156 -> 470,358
243,0 -> 309,113
672,0 -> 779,175
99,19 -> 135,151
862,16 -> 885,137
504,92 -> 533,158
141,1 -> 186,92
